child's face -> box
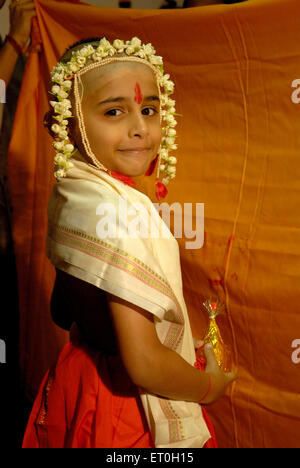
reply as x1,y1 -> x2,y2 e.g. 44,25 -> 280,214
72,61 -> 162,176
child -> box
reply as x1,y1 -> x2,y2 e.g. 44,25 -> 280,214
22,36 -> 236,448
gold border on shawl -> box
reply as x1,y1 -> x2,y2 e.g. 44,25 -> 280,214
159,399 -> 185,442
48,223 -> 185,348
50,223 -> 173,296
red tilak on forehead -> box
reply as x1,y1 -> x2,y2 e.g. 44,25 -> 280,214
134,82 -> 143,104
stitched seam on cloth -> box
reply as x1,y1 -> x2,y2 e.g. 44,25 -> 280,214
220,13 -> 251,448
235,13 -> 270,450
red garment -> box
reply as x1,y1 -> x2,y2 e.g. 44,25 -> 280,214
108,154 -> 159,188
22,342 -> 154,448
109,170 -> 136,188
108,155 -> 169,201
194,352 -> 218,448
22,342 -> 217,448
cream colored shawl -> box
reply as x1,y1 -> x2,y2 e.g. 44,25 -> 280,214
46,155 -> 211,448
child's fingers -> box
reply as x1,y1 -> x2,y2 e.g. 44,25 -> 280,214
10,1 -> 35,10
204,344 -> 237,382
193,338 -> 204,349
10,0 -> 35,6
18,5 -> 36,12
225,370 -> 237,383
203,344 -> 219,372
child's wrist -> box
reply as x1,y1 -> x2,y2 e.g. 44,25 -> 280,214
198,373 -> 213,403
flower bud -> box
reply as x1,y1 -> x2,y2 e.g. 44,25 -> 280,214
167,128 -> 176,137
51,124 -> 60,133
113,39 -> 125,51
58,130 -> 68,139
130,37 -> 142,48
168,166 -> 176,174
65,161 -> 74,169
165,137 -> 175,147
64,144 -> 74,153
54,154 -> 65,164
57,90 -> 68,99
53,141 -> 64,150
62,80 -> 72,89
150,55 -> 163,66
55,168 -> 66,178
51,85 -> 61,94
125,46 -> 135,55
168,156 -> 177,164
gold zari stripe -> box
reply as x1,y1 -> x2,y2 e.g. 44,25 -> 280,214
159,399 -> 185,442
48,223 -> 185,350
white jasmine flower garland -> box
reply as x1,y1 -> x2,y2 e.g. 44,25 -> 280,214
49,37 -> 179,191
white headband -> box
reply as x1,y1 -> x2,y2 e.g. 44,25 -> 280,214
49,37 -> 178,194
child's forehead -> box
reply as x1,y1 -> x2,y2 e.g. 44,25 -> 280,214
81,61 -> 158,95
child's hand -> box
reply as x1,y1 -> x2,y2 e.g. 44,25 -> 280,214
203,343 -> 237,404
9,0 -> 36,49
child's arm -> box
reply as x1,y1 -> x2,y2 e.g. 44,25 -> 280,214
107,293 -> 237,405
0,2 -> 36,84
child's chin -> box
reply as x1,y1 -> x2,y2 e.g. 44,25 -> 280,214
124,170 -> 145,178
118,163 -> 149,177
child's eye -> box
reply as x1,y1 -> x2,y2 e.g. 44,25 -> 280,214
105,107 -> 158,117
105,109 -> 122,117
142,107 -> 158,116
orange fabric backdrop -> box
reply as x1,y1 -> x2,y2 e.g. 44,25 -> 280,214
7,0 -> 300,448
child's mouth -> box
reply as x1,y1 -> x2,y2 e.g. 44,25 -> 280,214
119,148 -> 150,154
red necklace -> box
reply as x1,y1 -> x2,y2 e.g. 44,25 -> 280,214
107,155 -> 168,201
108,170 -> 136,188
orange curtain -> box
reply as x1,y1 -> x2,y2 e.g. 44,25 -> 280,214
7,0 -> 300,448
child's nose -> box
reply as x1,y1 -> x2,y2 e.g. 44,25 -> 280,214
128,111 -> 148,138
